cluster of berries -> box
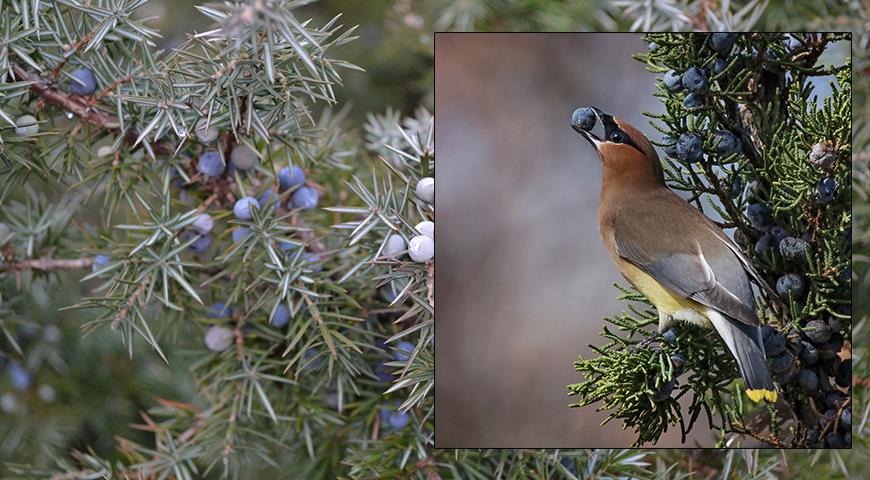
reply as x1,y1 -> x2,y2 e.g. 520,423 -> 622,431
659,33 -> 737,111
382,177 -> 434,263
655,33 -> 815,165
761,323 -> 850,447
661,129 -> 742,164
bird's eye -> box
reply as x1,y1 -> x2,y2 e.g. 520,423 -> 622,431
609,131 -> 628,143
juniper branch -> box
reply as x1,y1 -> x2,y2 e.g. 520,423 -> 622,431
1,256 -> 95,272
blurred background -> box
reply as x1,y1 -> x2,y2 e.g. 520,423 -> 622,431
433,33 -> 716,447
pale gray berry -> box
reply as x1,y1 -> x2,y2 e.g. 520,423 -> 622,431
415,220 -> 434,239
383,234 -> 406,257
14,115 -> 39,136
415,177 -> 434,203
204,326 -> 234,352
408,235 -> 434,262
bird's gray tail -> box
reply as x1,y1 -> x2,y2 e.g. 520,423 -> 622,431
706,310 -> 777,403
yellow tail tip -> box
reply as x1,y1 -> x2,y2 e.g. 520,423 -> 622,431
746,389 -> 778,403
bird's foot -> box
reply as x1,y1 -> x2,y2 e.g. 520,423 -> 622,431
631,328 -> 678,353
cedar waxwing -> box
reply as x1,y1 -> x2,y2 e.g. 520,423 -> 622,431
571,107 -> 777,403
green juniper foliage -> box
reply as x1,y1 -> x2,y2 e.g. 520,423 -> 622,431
569,32 -> 851,448
0,0 -> 867,478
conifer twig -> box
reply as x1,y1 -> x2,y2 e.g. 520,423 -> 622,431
11,63 -> 118,130
1,256 -> 95,272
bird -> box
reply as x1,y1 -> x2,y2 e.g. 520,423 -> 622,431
571,106 -> 777,403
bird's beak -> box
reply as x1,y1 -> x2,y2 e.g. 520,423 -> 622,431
571,106 -> 605,149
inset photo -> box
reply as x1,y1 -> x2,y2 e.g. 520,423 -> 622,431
435,32 -> 851,448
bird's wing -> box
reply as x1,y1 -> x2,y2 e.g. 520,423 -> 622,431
700,222 -> 780,301
611,194 -> 758,326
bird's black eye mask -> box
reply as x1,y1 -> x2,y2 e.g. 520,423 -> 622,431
601,114 -> 642,154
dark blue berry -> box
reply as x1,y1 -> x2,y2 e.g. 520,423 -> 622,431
712,130 -> 741,157
571,107 -> 596,131
841,409 -> 851,428
207,302 -> 233,318
805,427 -> 820,447
776,273 -> 805,298
662,328 -> 678,345
729,176 -> 743,197
769,226 -> 788,246
291,186 -> 318,210
676,132 -> 703,162
374,361 -> 394,383
232,227 -> 250,243
761,326 -> 787,357
746,203 -> 774,231
786,329 -> 804,353
92,254 -> 110,272
797,369 -> 818,392
814,177 -> 838,204
8,362 -> 31,391
836,360 -> 851,388
651,379 -> 676,402
663,70 -> 683,91
68,67 -> 97,96
709,33 -> 737,54
394,341 -> 415,362
769,351 -> 794,373
180,230 -> 212,253
669,353 -> 688,375
303,252 -> 323,272
560,457 -> 578,475
380,403 -> 410,429
800,341 -> 819,365
388,410 -> 410,429
198,151 -> 225,177
278,166 -> 305,191
826,391 -> 847,409
754,234 -> 774,255
779,236 -> 808,261
189,233 -> 213,253
825,432 -> 845,448
233,196 -> 259,220
258,189 -> 275,207
681,67 -> 708,92
683,92 -> 703,109
271,304 -> 290,327
647,41 -> 658,52
804,320 -> 831,343
661,135 -> 678,157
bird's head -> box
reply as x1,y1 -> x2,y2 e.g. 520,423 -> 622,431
571,107 -> 664,184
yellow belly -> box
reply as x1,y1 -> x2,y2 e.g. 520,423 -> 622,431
620,261 -> 776,403
621,261 -> 712,329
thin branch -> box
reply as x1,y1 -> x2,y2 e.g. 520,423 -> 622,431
111,281 -> 148,330
729,421 -> 789,448
1,256 -> 95,272
11,61 -> 174,156
12,63 -> 118,130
